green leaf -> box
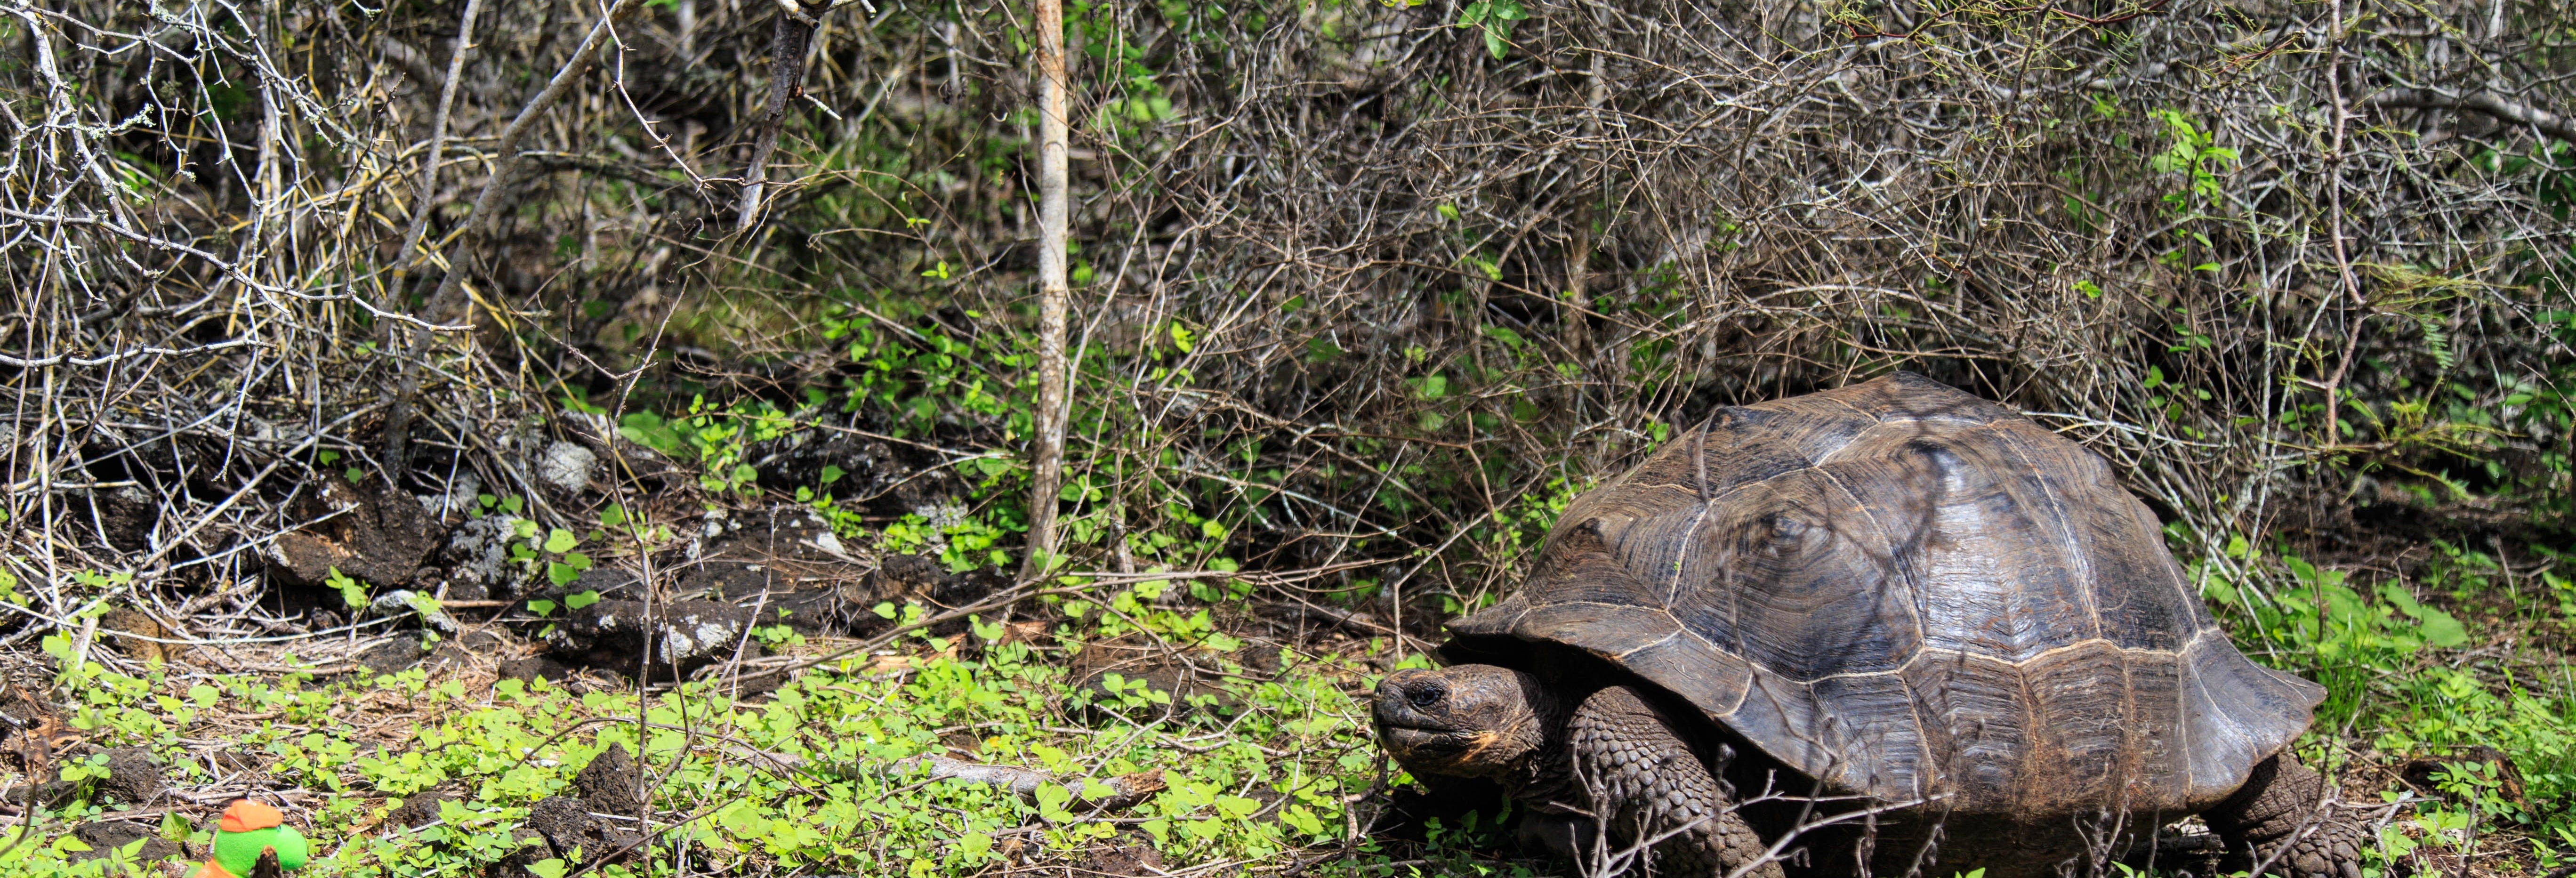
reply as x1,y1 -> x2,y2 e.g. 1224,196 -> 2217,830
327,567 -> 368,610
1414,374 -> 1448,400
526,859 -> 569,878
1035,782 -> 1076,821
547,562 -> 580,587
544,529 -> 578,554
1213,795 -> 1262,819
2378,584 -> 2469,647
819,465 -> 846,484
565,590 -> 602,610
526,599 -> 558,617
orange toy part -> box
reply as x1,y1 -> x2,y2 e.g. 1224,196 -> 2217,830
189,861 -> 238,878
217,800 -> 285,833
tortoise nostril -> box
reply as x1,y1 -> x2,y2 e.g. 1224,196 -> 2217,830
1406,681 -> 1447,709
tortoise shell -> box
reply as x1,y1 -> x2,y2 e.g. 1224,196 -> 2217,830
1446,373 -> 2322,817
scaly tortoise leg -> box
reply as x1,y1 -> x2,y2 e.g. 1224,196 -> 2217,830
1566,685 -> 1781,878
2202,753 -> 2367,878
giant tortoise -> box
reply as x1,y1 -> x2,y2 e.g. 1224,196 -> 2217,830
1373,374 -> 2365,878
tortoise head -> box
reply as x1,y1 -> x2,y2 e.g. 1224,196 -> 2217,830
1373,664 -> 1554,781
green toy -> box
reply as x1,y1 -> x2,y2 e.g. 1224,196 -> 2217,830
191,800 -> 308,878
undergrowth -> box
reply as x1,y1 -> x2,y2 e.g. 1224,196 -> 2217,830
5,626 -> 1540,878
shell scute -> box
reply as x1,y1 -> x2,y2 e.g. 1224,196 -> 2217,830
1669,471 -> 1919,682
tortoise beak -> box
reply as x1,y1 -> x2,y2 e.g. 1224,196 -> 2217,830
1373,669 -> 1452,731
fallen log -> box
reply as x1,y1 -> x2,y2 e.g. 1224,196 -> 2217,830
893,754 -> 1165,813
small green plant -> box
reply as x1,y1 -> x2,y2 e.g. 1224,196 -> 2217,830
1454,0 -> 1528,59
325,567 -> 368,610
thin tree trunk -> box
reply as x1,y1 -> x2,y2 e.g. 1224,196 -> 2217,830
1021,0 -> 1071,580
735,0 -> 828,234
381,0 -> 640,471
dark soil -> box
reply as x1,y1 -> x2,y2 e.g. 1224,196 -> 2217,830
68,819 -> 183,865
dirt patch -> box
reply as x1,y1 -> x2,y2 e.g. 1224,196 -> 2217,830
427,627 -> 520,673
67,819 -> 183,866
498,656 -> 579,685
1078,841 -> 1166,877
0,683 -> 68,780
1067,642 -> 1243,721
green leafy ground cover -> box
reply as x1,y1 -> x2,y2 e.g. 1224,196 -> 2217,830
2,531 -> 2569,878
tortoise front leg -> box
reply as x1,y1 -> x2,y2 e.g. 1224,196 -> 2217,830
2202,753 -> 2367,878
1566,685 -> 1781,878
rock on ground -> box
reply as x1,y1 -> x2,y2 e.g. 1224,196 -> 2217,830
83,485 -> 159,553
515,796 -> 638,869
550,598 -> 755,676
353,638 -> 427,676
437,516 -> 521,601
661,508 -> 1006,639
387,787 -> 465,830
537,441 -> 597,494
742,432 -> 966,514
92,746 -> 166,807
266,477 -> 444,588
574,744 -> 645,816
99,609 -> 172,663
680,510 -> 871,635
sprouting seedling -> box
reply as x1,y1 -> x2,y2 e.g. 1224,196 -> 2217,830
542,528 -> 593,587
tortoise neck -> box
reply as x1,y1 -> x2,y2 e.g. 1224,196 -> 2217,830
1501,683 -> 1580,805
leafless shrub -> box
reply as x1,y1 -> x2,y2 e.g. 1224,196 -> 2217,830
1,0 -> 2569,643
